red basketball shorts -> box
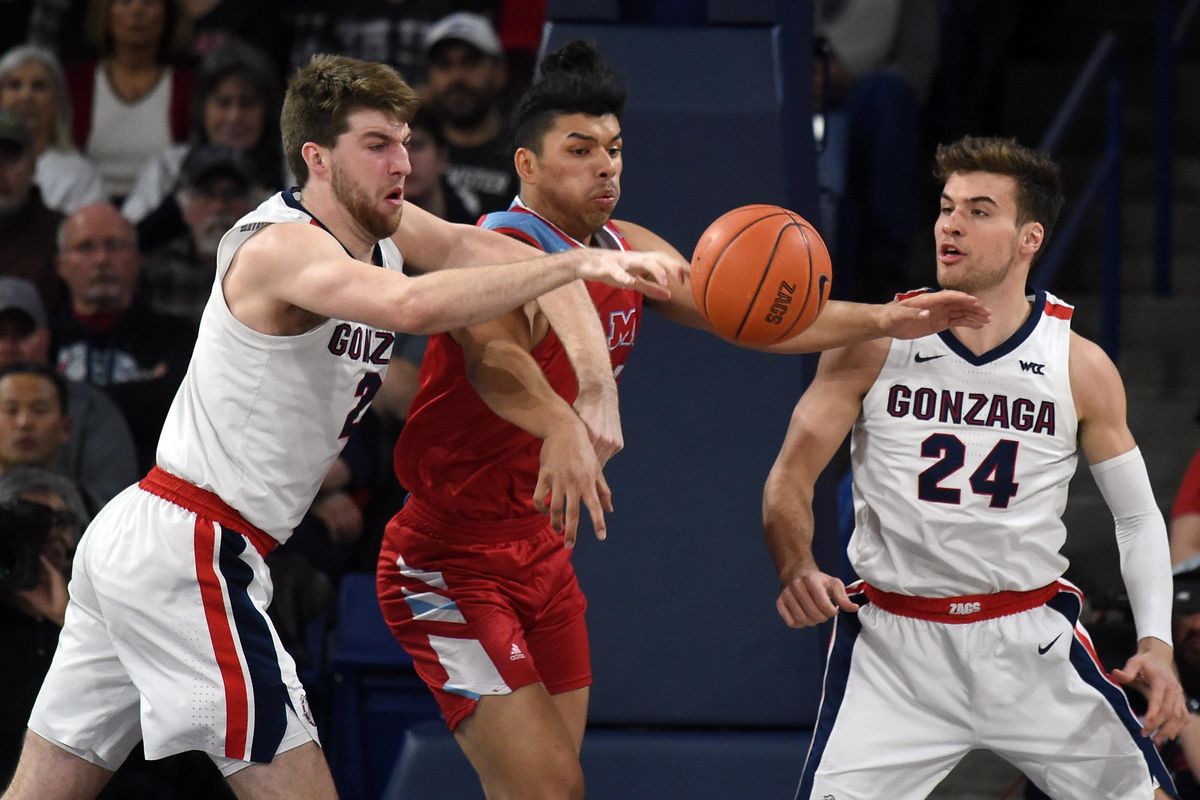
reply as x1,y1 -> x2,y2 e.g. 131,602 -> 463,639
376,498 -> 590,731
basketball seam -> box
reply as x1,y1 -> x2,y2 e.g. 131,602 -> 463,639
700,211 -> 793,320
771,218 -> 820,344
733,221 -> 795,340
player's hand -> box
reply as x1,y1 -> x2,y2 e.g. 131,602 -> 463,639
534,417 -> 613,548
882,290 -> 991,339
576,250 -> 685,302
574,381 -> 623,466
1112,637 -> 1189,745
775,564 -> 859,628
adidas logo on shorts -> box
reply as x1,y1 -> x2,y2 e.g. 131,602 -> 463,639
509,643 -> 526,661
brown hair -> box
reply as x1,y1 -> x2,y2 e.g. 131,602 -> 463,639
281,54 -> 419,187
85,0 -> 191,62
934,136 -> 1065,255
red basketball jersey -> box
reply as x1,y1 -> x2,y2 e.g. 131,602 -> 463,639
394,204 -> 643,522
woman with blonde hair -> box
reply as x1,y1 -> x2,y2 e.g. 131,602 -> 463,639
0,45 -> 105,214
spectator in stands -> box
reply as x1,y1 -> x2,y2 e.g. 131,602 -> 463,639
283,0 -> 499,88
814,0 -> 940,301
0,363 -> 70,480
53,202 -> 196,471
139,144 -> 253,322
0,110 -> 63,315
423,11 -> 517,215
65,0 -> 194,201
122,39 -> 282,249
405,105 -> 479,225
0,46 -> 106,215
0,277 -> 136,512
0,467 -> 88,783
1172,448 -> 1200,565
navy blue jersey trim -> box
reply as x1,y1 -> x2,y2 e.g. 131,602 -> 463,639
281,188 -> 384,266
937,289 -> 1047,366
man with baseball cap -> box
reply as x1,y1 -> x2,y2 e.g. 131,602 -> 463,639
0,110 -> 63,314
424,11 -> 517,215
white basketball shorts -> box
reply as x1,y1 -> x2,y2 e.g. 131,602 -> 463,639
797,580 -> 1172,800
28,468 -> 319,776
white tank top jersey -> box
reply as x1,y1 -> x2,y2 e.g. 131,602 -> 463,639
848,289 -> 1079,596
155,190 -> 403,544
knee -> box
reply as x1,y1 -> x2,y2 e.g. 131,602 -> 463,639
493,753 -> 584,800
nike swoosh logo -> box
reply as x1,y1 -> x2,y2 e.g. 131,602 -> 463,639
1038,632 -> 1063,655
914,353 -> 944,363
818,273 -> 830,305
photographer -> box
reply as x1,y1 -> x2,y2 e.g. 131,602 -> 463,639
0,467 -> 86,783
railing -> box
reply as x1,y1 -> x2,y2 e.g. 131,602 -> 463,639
1032,33 -> 1123,360
1154,0 -> 1200,296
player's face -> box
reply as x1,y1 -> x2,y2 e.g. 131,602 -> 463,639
0,373 -> 68,471
327,109 -> 411,240
527,112 -> 622,241
934,171 -> 1026,295
57,204 -> 140,313
0,60 -> 56,144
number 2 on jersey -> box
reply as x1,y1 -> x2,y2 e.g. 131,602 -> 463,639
918,433 -> 1020,508
339,372 -> 383,439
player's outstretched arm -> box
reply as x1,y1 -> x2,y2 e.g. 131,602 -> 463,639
1073,332 -> 1188,743
454,310 -> 612,549
763,341 -> 885,627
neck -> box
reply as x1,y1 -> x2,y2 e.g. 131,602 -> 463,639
445,111 -> 501,149
518,191 -> 597,246
295,183 -> 379,262
948,283 -> 1035,355
109,46 -> 159,71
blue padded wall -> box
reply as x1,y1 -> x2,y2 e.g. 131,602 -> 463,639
540,6 -> 831,727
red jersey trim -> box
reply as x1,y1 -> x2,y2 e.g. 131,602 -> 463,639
140,467 -> 277,556
1044,300 -> 1074,320
862,581 -> 1061,623
894,287 -> 932,302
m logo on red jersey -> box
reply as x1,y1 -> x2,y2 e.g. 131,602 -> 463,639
608,309 -> 637,351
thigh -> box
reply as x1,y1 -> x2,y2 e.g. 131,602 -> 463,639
801,605 -> 974,800
2,730 -> 114,800
453,683 -> 583,800
223,741 -> 335,800
983,596 -> 1171,800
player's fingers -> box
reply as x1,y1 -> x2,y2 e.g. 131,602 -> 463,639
562,490 -> 580,549
831,582 -> 861,613
792,580 -> 835,623
597,472 -> 614,515
629,275 -> 672,301
582,487 -> 606,542
777,591 -> 809,628
533,472 -> 551,513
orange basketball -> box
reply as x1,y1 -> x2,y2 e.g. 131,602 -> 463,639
690,204 -> 833,345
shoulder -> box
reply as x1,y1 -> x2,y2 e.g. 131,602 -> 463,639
816,336 -> 892,392
478,210 -> 550,250
1068,331 -> 1125,420
609,218 -> 677,255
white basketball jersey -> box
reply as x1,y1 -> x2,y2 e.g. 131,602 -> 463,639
156,190 -> 403,543
848,290 -> 1078,595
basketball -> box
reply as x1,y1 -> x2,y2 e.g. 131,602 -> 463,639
690,204 -> 833,345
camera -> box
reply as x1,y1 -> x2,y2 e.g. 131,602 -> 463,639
0,498 -> 53,591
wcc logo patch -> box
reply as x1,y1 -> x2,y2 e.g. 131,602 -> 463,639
607,309 -> 637,351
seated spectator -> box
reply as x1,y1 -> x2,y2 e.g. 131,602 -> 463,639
0,363 -> 70,478
404,105 -> 479,224
122,39 -> 282,249
65,0 -> 193,201
0,276 -> 137,511
53,202 -> 196,471
0,45 -> 106,215
0,110 -> 63,314
0,467 -> 88,782
139,144 -> 253,322
814,0 -> 939,300
1172,447 -> 1200,565
423,11 -> 517,214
